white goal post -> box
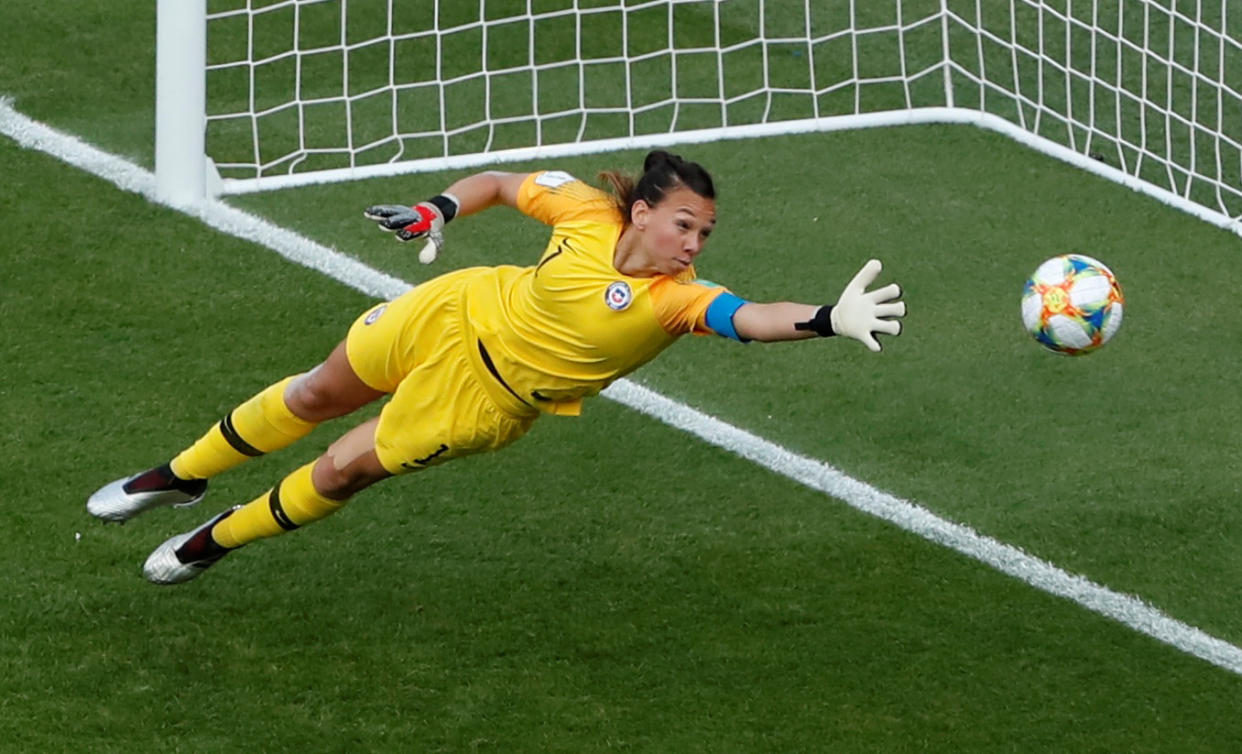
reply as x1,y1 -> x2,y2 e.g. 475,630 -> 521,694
156,0 -> 1242,235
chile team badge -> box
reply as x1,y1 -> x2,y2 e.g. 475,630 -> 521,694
605,281 -> 632,311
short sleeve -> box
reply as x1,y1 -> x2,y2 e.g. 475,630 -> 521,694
516,171 -> 622,226
648,276 -> 730,336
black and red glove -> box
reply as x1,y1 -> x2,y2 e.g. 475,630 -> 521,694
364,194 -> 461,263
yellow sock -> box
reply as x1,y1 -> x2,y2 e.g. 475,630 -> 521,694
209,462 -> 346,549
170,376 -> 317,480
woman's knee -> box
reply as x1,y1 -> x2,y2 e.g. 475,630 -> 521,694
285,369 -> 338,420
311,453 -> 390,500
312,421 -> 392,499
285,350 -> 384,422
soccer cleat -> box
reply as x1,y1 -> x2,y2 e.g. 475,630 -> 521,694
87,465 -> 208,523
143,506 -> 241,585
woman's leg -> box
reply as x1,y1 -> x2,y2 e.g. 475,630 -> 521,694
211,417 -> 392,548
171,340 -> 384,480
283,341 -> 388,423
140,358 -> 539,585
144,417 -> 393,585
87,340 -> 385,523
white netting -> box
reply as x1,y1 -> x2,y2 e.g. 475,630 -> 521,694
203,0 -> 946,189
946,0 -> 1242,220
197,0 -> 1242,224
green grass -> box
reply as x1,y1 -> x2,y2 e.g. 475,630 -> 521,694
235,123 -> 1242,646
5,1 -> 1242,751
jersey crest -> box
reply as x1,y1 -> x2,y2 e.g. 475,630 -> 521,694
604,281 -> 633,311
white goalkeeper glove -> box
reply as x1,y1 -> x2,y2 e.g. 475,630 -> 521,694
796,259 -> 906,352
364,193 -> 460,264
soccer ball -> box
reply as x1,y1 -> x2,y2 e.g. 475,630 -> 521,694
1021,254 -> 1124,355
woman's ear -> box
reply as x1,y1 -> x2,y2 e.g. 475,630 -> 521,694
630,199 -> 651,231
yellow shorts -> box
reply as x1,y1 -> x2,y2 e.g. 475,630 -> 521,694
345,269 -> 538,475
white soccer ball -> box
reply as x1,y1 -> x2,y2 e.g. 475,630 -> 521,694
1020,254 -> 1124,355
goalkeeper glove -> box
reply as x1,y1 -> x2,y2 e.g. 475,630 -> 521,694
364,193 -> 461,263
796,259 -> 905,352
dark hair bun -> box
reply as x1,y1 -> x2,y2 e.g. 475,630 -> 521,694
643,150 -> 680,173
632,149 -> 715,208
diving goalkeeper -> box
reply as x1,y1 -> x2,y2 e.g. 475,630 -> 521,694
86,150 -> 907,584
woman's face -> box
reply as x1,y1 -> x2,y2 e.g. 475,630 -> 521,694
631,186 -> 717,276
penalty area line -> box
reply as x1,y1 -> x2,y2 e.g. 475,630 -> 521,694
5,97 -> 1242,678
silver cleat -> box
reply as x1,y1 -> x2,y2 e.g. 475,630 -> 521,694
87,468 -> 207,523
143,506 -> 241,585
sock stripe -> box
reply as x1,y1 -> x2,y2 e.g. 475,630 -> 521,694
267,481 -> 301,531
219,413 -> 264,457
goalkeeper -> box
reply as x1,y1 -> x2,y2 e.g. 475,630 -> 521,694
87,150 -> 906,585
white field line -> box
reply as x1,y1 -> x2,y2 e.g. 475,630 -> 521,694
5,97 -> 1242,677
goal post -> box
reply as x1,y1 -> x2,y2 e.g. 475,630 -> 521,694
155,0 -> 1242,235
154,0 -> 208,206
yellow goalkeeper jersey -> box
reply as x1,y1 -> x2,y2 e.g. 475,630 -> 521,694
461,170 -> 728,416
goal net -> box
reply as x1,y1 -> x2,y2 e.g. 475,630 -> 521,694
161,0 -> 1242,231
